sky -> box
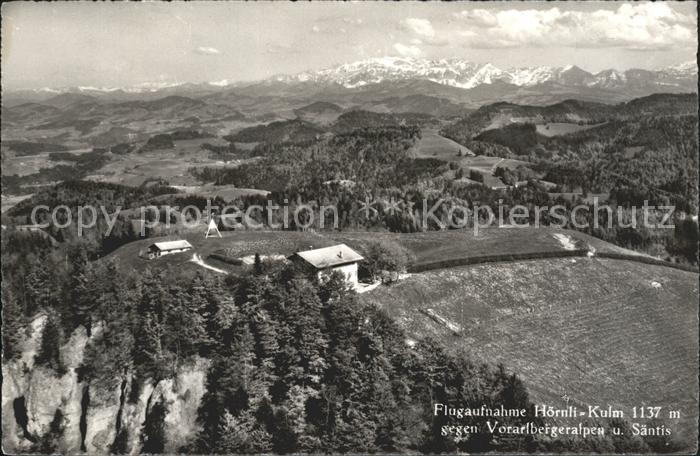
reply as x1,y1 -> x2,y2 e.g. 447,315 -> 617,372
1,1 -> 697,90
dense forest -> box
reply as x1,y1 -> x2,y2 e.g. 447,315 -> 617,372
3,140 -> 71,156
226,119 -> 325,144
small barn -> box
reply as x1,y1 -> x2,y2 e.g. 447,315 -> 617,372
146,240 -> 193,259
291,244 -> 364,288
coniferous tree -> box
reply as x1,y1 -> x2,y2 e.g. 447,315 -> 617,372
79,265 -> 135,389
35,312 -> 66,375
2,285 -> 26,361
23,253 -> 54,317
253,252 -> 263,275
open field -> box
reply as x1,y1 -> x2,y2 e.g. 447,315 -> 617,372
2,154 -> 67,177
455,155 -> 531,188
535,122 -> 605,137
103,229 -> 336,275
411,129 -> 472,161
361,257 -> 699,447
0,137 -> 242,187
0,127 -> 92,148
1,194 -> 34,213
409,128 -> 534,190
459,155 -> 529,171
232,141 -> 260,151
83,138 -> 248,186
85,154 -> 204,186
1,148 -> 92,176
1,136 -> 259,194
480,119 -> 604,138
483,115 -> 540,131
548,192 -> 611,204
167,184 -> 269,201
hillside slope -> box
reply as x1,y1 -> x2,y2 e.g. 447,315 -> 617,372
361,257 -> 699,448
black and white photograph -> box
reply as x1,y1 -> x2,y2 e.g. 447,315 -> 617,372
1,1 -> 698,454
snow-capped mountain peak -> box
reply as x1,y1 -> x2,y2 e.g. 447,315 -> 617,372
9,58 -> 696,96
467,63 -> 507,86
507,66 -> 557,86
266,58 -> 696,92
664,60 -> 697,76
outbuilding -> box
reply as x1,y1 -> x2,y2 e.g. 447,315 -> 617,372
146,240 -> 193,259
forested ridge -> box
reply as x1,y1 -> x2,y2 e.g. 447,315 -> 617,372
186,105 -> 697,263
440,95 -> 698,211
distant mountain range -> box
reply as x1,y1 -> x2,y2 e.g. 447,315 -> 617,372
274,58 -> 697,91
2,58 -> 697,115
8,57 -> 697,95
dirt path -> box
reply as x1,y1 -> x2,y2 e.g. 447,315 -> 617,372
490,158 -> 505,172
189,253 -> 228,274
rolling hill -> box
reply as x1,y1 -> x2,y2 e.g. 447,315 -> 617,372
441,93 -> 699,144
411,129 -> 473,161
226,118 -> 326,144
293,101 -> 344,125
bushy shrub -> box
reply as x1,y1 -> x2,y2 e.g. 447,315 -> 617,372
360,240 -> 415,282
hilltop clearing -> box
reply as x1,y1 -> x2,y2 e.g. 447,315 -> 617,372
410,129 -> 473,162
293,101 -> 344,125
535,122 -> 605,137
103,227 -> 664,276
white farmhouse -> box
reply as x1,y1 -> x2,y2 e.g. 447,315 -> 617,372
291,244 -> 364,288
146,240 -> 193,259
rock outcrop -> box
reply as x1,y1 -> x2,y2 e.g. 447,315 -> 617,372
2,315 -> 210,454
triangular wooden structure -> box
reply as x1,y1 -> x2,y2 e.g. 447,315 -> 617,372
205,218 -> 222,238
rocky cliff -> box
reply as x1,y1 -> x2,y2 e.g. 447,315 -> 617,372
2,314 -> 210,454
